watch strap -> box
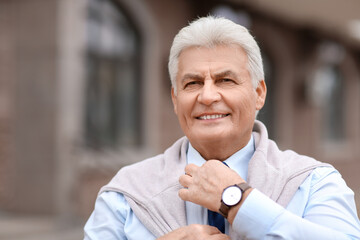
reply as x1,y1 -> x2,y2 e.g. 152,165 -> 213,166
219,200 -> 230,218
237,182 -> 251,192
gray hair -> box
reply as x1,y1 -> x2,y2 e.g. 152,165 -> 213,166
168,16 -> 264,94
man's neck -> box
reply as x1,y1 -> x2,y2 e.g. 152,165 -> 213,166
190,136 -> 252,161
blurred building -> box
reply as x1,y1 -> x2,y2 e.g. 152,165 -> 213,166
0,0 -> 359,236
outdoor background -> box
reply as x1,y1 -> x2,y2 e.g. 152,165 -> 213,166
1,0 -> 360,239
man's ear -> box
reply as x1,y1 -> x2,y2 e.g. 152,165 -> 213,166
171,88 -> 178,115
255,80 -> 267,111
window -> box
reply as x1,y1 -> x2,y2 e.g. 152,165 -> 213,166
313,64 -> 345,141
307,42 -> 346,143
85,0 -> 141,149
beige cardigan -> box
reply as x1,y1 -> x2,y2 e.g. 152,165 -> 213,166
100,120 -> 330,237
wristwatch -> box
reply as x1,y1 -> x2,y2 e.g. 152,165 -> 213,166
219,182 -> 251,218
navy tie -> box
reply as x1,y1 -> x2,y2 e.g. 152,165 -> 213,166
207,161 -> 228,233
208,209 -> 225,233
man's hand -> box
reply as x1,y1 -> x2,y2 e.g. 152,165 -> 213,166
157,224 -> 230,240
178,160 -> 244,212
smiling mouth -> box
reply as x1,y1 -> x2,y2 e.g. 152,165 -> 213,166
196,114 -> 230,120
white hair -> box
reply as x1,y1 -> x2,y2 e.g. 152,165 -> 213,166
168,16 -> 264,94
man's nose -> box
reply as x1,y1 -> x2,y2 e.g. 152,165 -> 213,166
197,80 -> 221,105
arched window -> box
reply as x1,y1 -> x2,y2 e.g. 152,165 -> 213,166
85,0 -> 141,149
315,64 -> 345,141
307,42 -> 346,143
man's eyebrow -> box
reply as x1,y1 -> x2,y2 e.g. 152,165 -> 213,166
213,70 -> 238,79
181,73 -> 203,83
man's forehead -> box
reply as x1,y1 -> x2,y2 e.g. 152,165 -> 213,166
177,60 -> 247,81
177,46 -> 247,69
176,44 -> 249,82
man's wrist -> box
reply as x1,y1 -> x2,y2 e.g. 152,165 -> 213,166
227,187 -> 253,224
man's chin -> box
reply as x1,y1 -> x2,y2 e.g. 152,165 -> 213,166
188,131 -> 229,144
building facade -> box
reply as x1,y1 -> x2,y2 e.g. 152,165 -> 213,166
0,0 -> 359,227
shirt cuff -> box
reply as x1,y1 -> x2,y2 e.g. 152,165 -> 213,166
232,189 -> 285,239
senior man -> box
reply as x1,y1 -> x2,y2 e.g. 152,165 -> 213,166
84,16 -> 360,239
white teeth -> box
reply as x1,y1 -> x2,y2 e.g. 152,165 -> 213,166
199,114 -> 227,120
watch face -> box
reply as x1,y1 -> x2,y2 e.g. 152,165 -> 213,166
222,185 -> 242,206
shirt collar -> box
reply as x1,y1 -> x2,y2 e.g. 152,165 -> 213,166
187,135 -> 255,181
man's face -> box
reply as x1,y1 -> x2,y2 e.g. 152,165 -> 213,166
171,45 -> 266,156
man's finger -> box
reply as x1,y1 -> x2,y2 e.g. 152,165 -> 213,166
203,225 -> 222,235
187,224 -> 221,235
178,188 -> 190,201
179,174 -> 192,188
184,164 -> 198,176
208,234 -> 231,240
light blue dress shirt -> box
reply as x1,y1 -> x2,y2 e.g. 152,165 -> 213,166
84,135 -> 360,239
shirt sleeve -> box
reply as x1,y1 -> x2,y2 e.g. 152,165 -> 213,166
83,191 -> 156,240
232,167 -> 360,239
84,191 -> 128,240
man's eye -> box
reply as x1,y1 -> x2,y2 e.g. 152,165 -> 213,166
184,81 -> 202,88
218,78 -> 235,83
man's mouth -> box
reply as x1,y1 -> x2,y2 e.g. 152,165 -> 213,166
196,114 -> 230,120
